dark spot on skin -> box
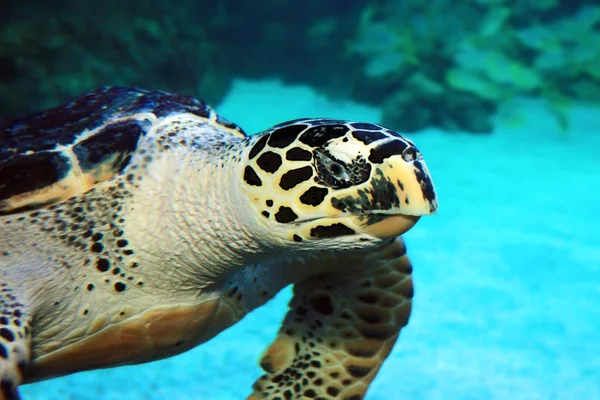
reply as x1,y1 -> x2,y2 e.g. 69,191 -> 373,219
87,283 -> 94,291
96,258 -> 110,272
368,140 -> 410,164
327,386 -> 340,396
347,345 -> 377,358
279,166 -> 313,190
346,365 -> 371,378
91,232 -> 103,242
310,223 -> 355,238
299,124 -> 349,147
293,234 -> 303,242
359,326 -> 396,340
357,311 -> 383,324
116,239 -> 128,248
268,124 -> 308,148
260,359 -> 275,374
256,151 -> 282,173
262,211 -> 270,218
299,186 -> 329,206
90,242 -> 104,253
114,282 -> 126,292
266,199 -> 273,207
0,343 -> 6,359
243,166 -> 262,186
249,135 -> 270,159
286,147 -> 312,161
0,328 -> 15,342
310,294 -> 334,315
226,286 -> 239,298
275,206 -> 298,223
351,130 -> 388,144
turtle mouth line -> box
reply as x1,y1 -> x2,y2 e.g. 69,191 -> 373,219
295,211 -> 419,224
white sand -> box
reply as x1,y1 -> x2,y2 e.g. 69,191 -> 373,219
22,80 -> 600,400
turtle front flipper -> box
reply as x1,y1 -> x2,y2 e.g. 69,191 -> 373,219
0,275 -> 31,400
248,237 -> 413,400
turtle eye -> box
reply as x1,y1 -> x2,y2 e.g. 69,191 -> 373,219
327,160 -> 350,182
315,151 -> 352,189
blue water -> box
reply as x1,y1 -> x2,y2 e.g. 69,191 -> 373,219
22,80 -> 600,399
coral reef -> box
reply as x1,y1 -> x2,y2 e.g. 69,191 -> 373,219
0,2 -> 232,117
0,0 -> 598,133
350,0 -> 600,132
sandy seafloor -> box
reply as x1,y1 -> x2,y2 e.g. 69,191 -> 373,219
21,80 -> 600,400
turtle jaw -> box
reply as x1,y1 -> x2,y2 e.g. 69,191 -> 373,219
360,213 -> 421,239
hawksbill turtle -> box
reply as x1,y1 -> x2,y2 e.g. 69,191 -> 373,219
0,86 -> 437,400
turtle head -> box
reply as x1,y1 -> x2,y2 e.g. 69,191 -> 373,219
240,118 -> 437,250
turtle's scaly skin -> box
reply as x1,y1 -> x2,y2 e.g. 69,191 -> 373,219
0,87 -> 437,400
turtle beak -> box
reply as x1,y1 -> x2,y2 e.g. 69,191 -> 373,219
353,143 -> 437,239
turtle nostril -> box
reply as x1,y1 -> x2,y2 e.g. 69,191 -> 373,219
402,147 -> 420,162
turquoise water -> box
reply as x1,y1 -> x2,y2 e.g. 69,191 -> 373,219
20,79 -> 600,399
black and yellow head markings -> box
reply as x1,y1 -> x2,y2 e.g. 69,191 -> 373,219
241,119 -> 438,244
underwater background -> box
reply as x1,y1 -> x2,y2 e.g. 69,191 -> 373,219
1,0 -> 599,399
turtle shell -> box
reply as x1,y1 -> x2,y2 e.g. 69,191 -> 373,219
0,86 -> 246,216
